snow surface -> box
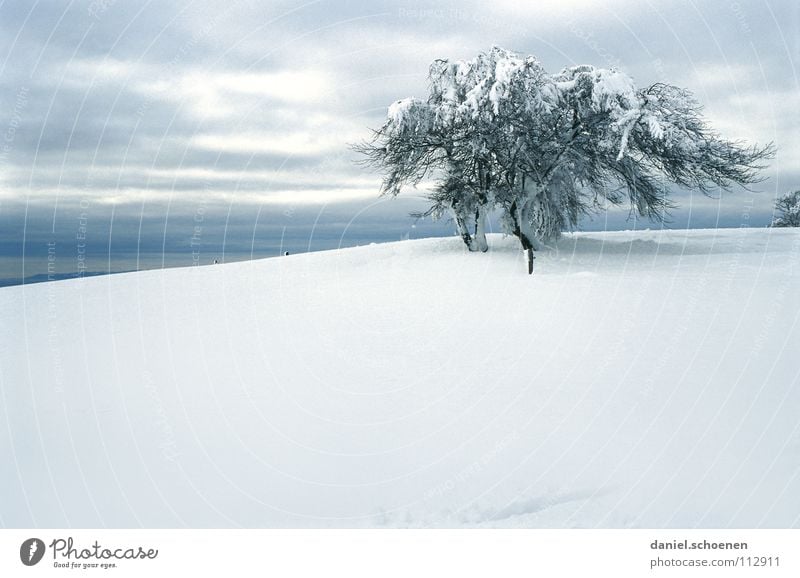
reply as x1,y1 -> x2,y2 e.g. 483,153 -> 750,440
1,228 -> 799,528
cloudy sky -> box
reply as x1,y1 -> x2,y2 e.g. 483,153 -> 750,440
0,0 -> 797,281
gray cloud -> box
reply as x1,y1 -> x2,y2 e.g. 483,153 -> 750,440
1,0 -> 796,276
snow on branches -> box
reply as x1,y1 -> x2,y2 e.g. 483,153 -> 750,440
771,190 -> 800,227
356,46 -> 774,273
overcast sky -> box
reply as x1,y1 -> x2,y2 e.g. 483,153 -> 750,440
1,0 -> 798,279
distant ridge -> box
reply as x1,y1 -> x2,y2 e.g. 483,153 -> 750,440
0,270 -> 123,288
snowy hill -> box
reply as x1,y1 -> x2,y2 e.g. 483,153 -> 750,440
1,228 -> 799,528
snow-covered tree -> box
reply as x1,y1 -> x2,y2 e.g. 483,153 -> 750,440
771,190 -> 800,227
357,47 -> 774,273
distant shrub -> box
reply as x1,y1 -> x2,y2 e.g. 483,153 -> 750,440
771,190 -> 800,227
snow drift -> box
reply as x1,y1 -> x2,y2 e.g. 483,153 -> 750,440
1,228 -> 799,528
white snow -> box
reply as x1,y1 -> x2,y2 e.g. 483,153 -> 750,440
1,228 -> 799,528
387,98 -> 416,127
590,68 -> 638,111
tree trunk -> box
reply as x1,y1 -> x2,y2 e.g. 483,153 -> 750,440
473,205 -> 489,252
454,211 -> 477,251
516,234 -> 535,275
509,200 -> 538,274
